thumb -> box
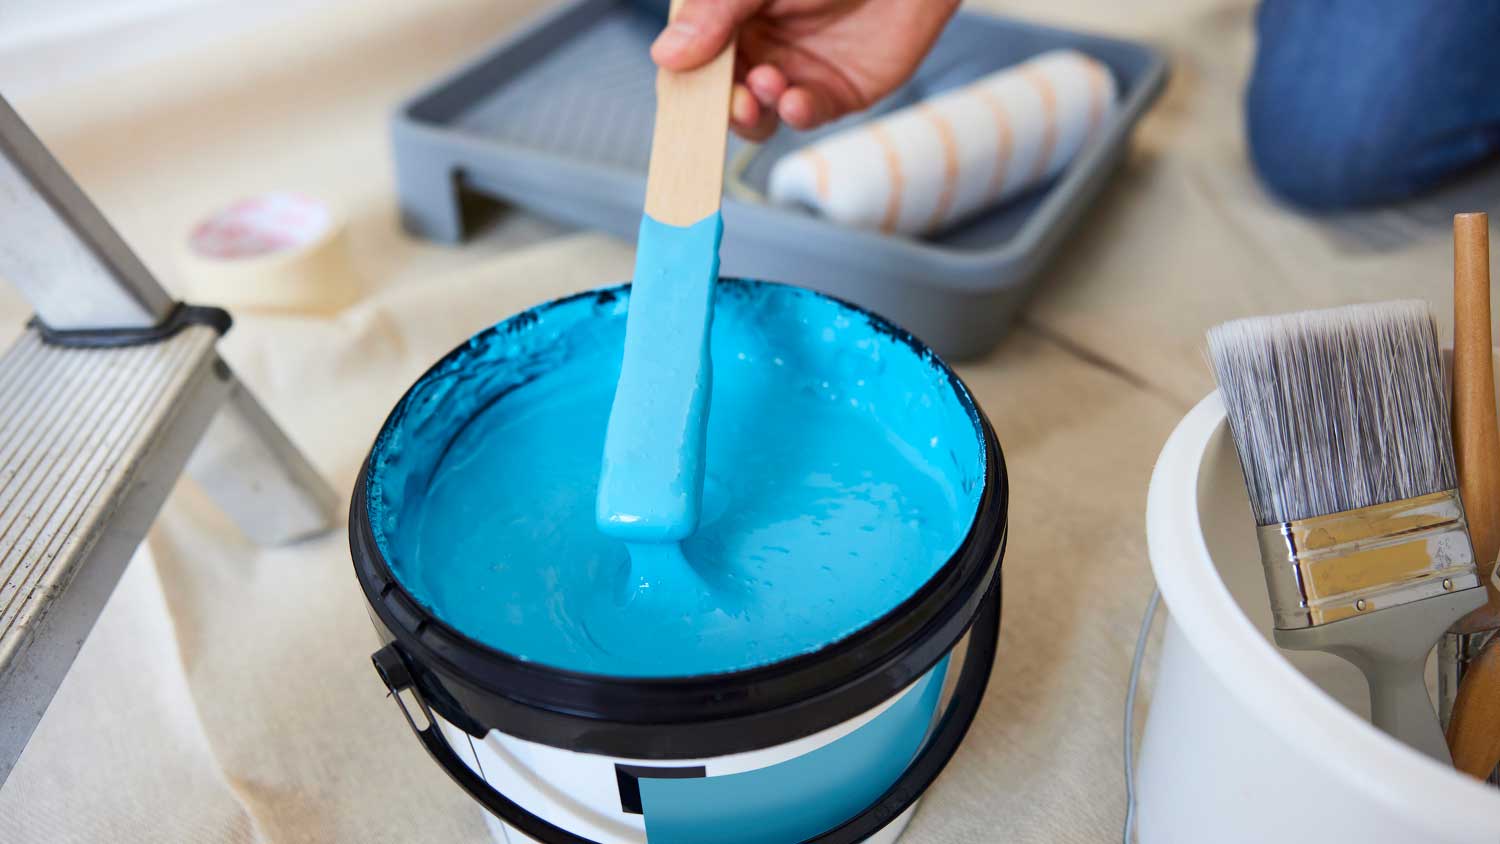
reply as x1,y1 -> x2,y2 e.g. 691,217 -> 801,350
651,0 -> 764,70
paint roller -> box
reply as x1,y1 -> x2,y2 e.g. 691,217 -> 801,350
767,49 -> 1116,235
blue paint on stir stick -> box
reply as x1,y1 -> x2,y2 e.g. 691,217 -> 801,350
597,212 -> 723,545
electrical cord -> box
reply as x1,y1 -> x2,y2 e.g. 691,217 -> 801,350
1123,588 -> 1161,844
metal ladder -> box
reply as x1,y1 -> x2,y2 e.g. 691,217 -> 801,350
0,95 -> 338,783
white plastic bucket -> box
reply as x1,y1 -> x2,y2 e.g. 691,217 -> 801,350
1141,391 -> 1500,843
352,280 -> 1008,844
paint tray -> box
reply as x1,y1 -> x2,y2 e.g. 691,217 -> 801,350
392,0 -> 1168,359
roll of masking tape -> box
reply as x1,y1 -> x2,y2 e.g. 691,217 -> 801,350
177,192 -> 358,314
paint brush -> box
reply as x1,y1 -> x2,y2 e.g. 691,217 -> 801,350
596,0 -> 734,542
1208,301 -> 1487,762
1446,212 -> 1500,777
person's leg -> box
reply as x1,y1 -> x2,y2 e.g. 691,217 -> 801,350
1247,0 -> 1500,210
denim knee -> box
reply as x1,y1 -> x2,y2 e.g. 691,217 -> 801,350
1245,72 -> 1413,211
1246,0 -> 1500,210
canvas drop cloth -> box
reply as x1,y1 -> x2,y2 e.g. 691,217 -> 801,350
0,0 -> 1490,840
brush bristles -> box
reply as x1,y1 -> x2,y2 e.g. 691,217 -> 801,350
1207,300 -> 1455,526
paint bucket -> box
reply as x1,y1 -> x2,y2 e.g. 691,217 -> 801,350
350,279 -> 1007,844
1140,391 -> 1500,843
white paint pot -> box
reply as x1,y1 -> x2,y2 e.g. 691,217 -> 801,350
1141,391 -> 1500,843
351,280 -> 1008,843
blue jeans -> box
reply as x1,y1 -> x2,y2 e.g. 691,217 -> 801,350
1247,0 -> 1500,210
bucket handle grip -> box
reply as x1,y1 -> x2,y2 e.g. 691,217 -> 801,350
374,578 -> 999,844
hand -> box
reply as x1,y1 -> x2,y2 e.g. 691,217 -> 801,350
650,0 -> 960,141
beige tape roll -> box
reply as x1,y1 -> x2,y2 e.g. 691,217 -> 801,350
177,192 -> 358,314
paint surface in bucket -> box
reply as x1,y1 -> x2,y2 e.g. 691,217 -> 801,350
367,281 -> 985,677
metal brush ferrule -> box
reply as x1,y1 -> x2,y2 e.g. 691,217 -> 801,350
1258,489 -> 1482,630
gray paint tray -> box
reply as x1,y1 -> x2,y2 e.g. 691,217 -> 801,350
393,0 -> 1168,359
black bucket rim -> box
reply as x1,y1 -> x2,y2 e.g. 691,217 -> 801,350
349,278 -> 1009,759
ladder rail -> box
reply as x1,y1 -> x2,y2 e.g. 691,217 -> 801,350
0,95 -> 174,330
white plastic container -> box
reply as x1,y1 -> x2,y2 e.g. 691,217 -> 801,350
1141,392 -> 1500,843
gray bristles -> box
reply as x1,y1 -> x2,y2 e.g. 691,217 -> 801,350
1206,300 -> 1455,526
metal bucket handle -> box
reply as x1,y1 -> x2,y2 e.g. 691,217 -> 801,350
373,577 -> 1000,844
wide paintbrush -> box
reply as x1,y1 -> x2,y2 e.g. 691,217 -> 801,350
1209,302 -> 1487,761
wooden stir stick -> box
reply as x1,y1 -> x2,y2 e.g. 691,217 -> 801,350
1447,211 -> 1500,777
596,0 -> 735,541
643,0 -> 735,228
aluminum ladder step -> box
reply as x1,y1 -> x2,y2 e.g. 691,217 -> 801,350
0,325 -> 231,779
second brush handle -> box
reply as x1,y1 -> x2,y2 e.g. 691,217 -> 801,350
1276,587 -> 1485,762
1449,636 -> 1500,776
1453,210 -> 1500,617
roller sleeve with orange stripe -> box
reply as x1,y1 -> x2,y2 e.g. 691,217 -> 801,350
767,49 -> 1116,236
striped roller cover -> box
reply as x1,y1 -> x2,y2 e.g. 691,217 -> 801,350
768,49 -> 1117,235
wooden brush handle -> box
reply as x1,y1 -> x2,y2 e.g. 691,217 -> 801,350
1449,211 -> 1500,776
1453,212 -> 1500,604
1450,637 -> 1500,777
642,0 -> 735,225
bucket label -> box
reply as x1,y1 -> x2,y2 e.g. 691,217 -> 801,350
636,658 -> 948,844
615,764 -> 706,814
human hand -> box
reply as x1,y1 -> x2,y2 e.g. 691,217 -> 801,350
650,0 -> 960,141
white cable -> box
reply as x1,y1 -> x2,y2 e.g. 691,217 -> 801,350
1123,588 -> 1161,844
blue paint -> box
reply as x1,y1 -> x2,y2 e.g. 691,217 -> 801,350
596,212 -> 723,545
366,281 -> 985,677
640,657 -> 949,843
